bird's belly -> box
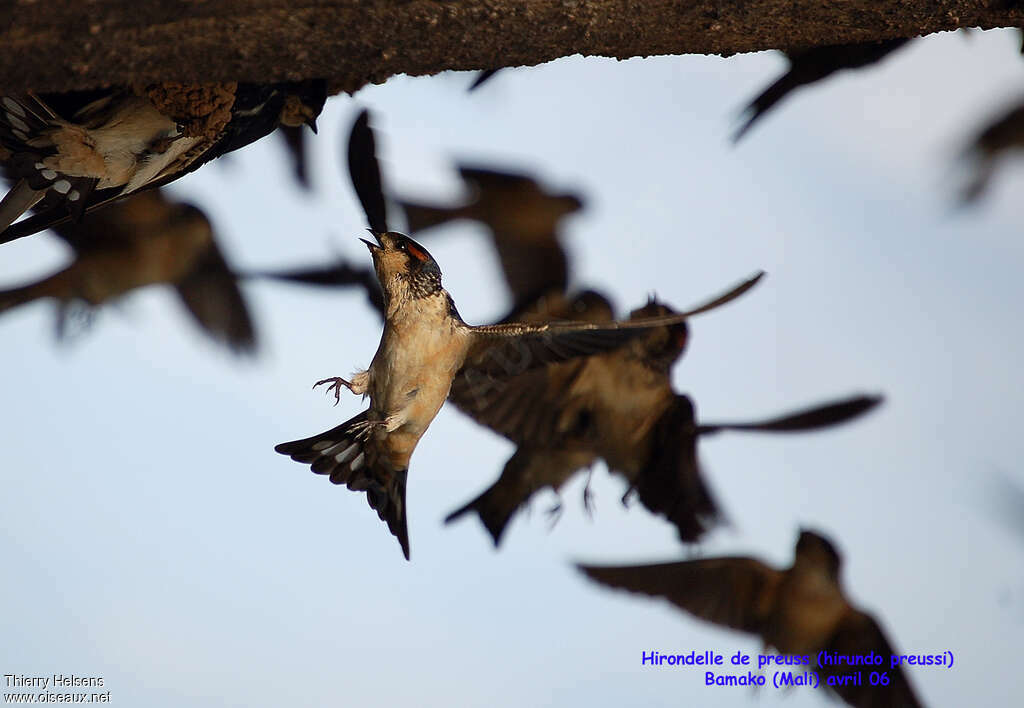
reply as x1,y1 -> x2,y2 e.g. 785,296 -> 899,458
370,321 -> 463,435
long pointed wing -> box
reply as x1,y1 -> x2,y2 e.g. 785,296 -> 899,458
242,258 -> 385,318
174,239 -> 256,355
578,557 -> 780,636
822,610 -> 925,708
462,272 -> 763,379
697,394 -> 883,435
347,109 -> 388,234
634,394 -> 724,543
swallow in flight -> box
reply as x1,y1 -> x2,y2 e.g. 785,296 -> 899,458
733,39 -> 910,142
397,164 -> 583,312
274,109 -> 765,560
0,188 -> 254,352
446,293 -> 881,546
579,529 -> 925,708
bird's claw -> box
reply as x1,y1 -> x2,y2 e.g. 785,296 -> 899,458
582,469 -> 596,518
313,376 -> 352,406
621,486 -> 636,508
347,419 -> 381,441
545,501 -> 563,530
583,486 -> 596,518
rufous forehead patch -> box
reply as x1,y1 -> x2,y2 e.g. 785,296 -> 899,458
405,241 -> 429,263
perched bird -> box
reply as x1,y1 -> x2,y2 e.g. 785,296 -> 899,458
0,80 -> 326,243
733,39 -> 911,142
274,109 -> 764,560
579,529 -> 925,708
959,98 -> 1024,203
446,294 -> 882,546
397,165 -> 584,312
0,188 -> 255,353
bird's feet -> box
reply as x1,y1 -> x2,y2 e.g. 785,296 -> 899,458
347,418 -> 382,441
313,376 -> 354,406
621,485 -> 636,508
582,468 -> 596,519
545,501 -> 563,530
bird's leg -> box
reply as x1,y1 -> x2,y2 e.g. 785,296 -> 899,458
545,499 -> 563,529
313,370 -> 369,405
347,412 -> 404,441
347,418 -> 380,440
582,467 -> 596,519
313,377 -> 353,406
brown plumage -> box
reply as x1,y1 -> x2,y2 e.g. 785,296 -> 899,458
0,188 -> 254,353
275,110 -> 761,560
960,98 -> 1024,203
579,529 -> 925,708
275,231 -> 764,560
397,165 -> 583,310
0,81 -> 326,243
447,292 -> 881,545
733,39 -> 911,142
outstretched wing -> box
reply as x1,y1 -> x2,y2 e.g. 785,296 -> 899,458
697,394 -> 883,435
579,557 -> 780,636
461,272 -> 763,380
174,237 -> 256,355
822,610 -> 925,708
347,109 -> 389,234
633,394 -> 724,543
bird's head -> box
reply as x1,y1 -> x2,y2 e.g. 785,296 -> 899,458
627,297 -> 689,371
279,79 -> 328,133
795,529 -> 842,580
361,231 -> 443,301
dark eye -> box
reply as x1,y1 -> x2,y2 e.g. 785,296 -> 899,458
396,240 -> 407,252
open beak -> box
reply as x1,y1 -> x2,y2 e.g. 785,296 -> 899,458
360,229 -> 383,251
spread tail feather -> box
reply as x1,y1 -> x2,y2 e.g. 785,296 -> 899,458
275,410 -> 410,560
444,469 -> 526,548
445,447 -> 588,547
0,181 -> 44,235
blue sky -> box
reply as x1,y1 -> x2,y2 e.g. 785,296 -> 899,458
2,28 -> 1023,707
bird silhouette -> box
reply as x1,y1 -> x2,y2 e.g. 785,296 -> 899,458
959,97 -> 1024,204
733,39 -> 910,142
579,529 -> 925,708
0,188 -> 255,353
397,164 -> 583,312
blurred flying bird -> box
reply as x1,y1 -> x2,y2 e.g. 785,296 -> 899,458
468,69 -> 502,92
243,256 -> 384,318
274,109 -> 765,560
579,529 -> 925,708
279,124 -> 314,191
0,189 -> 255,353
0,81 -> 327,243
733,39 -> 911,142
959,97 -> 1024,203
446,294 -> 882,546
397,165 -> 584,312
